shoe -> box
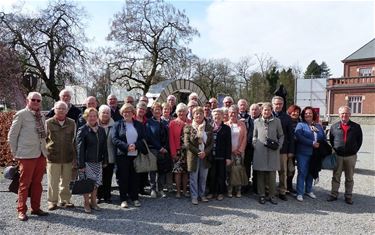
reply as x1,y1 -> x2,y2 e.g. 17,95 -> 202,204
175,193 -> 181,198
269,197 -> 278,205
18,212 -> 28,221
236,192 -> 242,198
227,192 -> 233,198
296,195 -> 303,202
139,190 -> 149,196
30,209 -> 49,216
217,194 -> 224,201
48,204 -> 58,211
192,198 -> 198,205
91,205 -> 101,211
305,192 -> 316,199
59,202 -> 75,208
97,199 -> 104,204
184,192 -> 190,198
279,194 -> 288,201
133,200 -> 141,207
84,206 -> 91,213
160,191 -> 167,198
206,194 -> 214,199
103,199 -> 112,204
287,188 -> 297,196
150,190 -> 157,198
345,197 -> 353,205
327,195 -> 338,202
201,196 -> 209,202
259,196 -> 266,204
121,201 -> 128,208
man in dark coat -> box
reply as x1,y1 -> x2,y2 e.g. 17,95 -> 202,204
46,89 -> 81,123
107,94 -> 122,122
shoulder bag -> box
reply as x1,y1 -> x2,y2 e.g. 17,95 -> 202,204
134,139 -> 158,173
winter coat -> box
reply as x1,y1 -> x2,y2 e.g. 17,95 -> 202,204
252,116 -> 284,171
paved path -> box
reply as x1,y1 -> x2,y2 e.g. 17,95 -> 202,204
0,126 -> 374,234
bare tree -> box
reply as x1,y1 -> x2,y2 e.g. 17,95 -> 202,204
107,0 -> 199,94
0,1 -> 88,101
0,43 -> 27,109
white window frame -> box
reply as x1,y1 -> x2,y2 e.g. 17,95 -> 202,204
348,96 -> 363,114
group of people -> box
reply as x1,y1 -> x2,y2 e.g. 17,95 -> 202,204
7,89 -> 363,221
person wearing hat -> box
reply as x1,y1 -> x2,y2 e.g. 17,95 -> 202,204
8,92 -> 49,221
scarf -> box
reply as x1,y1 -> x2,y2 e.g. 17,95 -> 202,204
192,120 -> 207,151
34,110 -> 46,139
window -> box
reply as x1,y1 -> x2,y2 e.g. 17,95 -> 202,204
359,68 -> 372,77
348,96 -> 362,114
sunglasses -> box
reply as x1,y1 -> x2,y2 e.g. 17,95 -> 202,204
31,99 -> 41,103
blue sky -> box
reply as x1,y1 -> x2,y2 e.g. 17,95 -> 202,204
1,0 -> 374,77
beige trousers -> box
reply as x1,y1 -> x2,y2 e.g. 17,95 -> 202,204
47,162 -> 73,205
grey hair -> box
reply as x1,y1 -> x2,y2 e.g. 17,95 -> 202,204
272,96 -> 284,103
188,92 -> 198,100
59,89 -> 73,97
54,101 -> 68,110
98,104 -> 111,115
27,92 -> 42,100
212,108 -> 223,115
107,94 -> 117,100
228,104 -> 239,113
176,103 -> 188,113
223,96 -> 234,103
167,95 -> 176,101
338,105 -> 351,114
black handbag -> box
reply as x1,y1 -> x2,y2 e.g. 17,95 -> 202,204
264,137 -> 279,150
71,173 -> 95,195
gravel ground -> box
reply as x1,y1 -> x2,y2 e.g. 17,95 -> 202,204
0,125 -> 374,235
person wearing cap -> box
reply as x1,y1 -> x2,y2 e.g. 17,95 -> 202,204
107,94 -> 122,122
45,101 -> 76,211
8,92 -> 49,221
46,88 -> 81,123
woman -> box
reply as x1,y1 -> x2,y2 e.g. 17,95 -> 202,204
146,102 -> 170,198
111,103 -> 147,208
135,101 -> 148,125
294,106 -> 325,202
76,108 -> 108,213
161,102 -> 172,123
222,107 -> 229,123
253,103 -> 284,205
135,101 -> 148,195
207,108 -> 232,201
97,105 -> 115,203
184,107 -> 213,205
286,104 -> 301,195
225,105 -> 248,198
169,103 -> 191,198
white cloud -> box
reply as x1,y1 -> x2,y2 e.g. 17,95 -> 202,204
190,0 -> 375,77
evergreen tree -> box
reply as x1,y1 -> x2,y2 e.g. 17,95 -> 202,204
304,60 -> 321,78
320,61 -> 331,77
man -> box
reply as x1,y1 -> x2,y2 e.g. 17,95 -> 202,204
139,95 -> 153,119
223,96 -> 234,108
209,97 -> 218,110
272,96 -> 294,201
327,106 -> 363,205
8,92 -> 49,221
124,95 -> 135,106
249,103 -> 261,193
77,96 -> 98,128
187,100 -> 198,121
107,94 -> 122,121
188,92 -> 199,103
167,95 -> 177,117
203,101 -> 212,124
45,101 -> 76,210
46,89 -> 81,123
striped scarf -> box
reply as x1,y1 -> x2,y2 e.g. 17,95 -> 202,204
34,110 -> 46,139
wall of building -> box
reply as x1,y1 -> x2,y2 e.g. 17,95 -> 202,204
330,90 -> 375,114
344,60 -> 375,77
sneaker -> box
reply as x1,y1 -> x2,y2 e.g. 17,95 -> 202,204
160,191 -> 167,198
150,190 -> 157,198
206,194 -> 214,199
192,198 -> 198,205
296,195 -> 303,202
236,192 -> 242,198
121,201 -> 128,208
305,192 -> 316,199
201,196 -> 209,202
217,194 -> 224,201
227,192 -> 233,198
133,200 -> 141,207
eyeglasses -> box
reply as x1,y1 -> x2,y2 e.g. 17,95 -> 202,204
31,99 -> 41,103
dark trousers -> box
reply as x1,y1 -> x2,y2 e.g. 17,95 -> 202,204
207,159 -> 227,195
139,172 -> 149,193
98,163 -> 114,200
116,156 -> 139,201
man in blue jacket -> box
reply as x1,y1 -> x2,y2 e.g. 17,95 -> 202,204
328,106 -> 363,205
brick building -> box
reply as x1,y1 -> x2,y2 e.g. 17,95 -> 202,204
327,38 -> 375,123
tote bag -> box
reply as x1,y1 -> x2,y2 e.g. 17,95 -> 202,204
134,139 -> 157,173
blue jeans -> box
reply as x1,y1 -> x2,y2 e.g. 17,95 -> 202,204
296,154 -> 313,196
189,158 -> 209,199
